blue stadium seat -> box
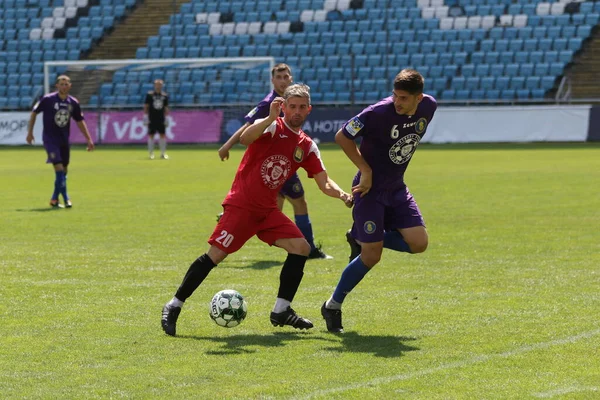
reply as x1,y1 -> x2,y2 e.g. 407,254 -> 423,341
541,76 -> 556,90
549,62 -> 564,76
554,38 -> 568,51
495,76 -> 510,91
525,76 -> 540,90
516,89 -> 530,100
461,64 -> 475,77
529,50 -> 544,64
501,89 -> 515,100
505,64 -> 519,77
490,63 -> 504,76
520,63 -> 534,76
559,50 -> 574,64
486,89 -> 500,100
485,51 -> 499,64
544,50 -> 558,63
510,77 -> 525,89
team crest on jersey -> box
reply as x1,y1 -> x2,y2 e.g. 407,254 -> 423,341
346,117 -> 364,136
153,98 -> 164,110
54,109 -> 70,127
389,133 -> 421,165
261,155 -> 291,189
293,182 -> 302,193
293,147 -> 304,162
364,221 -> 376,234
49,152 -> 56,160
415,118 -> 427,134
67,104 -> 73,113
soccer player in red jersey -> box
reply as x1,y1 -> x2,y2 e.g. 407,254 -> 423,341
161,84 -> 353,336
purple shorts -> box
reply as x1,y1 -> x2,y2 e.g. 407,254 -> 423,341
44,144 -> 70,166
351,186 -> 425,244
279,173 -> 304,199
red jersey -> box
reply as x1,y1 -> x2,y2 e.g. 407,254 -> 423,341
223,117 -> 325,212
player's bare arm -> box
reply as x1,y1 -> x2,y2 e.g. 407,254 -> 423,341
143,104 -> 149,126
26,112 -> 37,144
240,98 -> 283,145
313,171 -> 353,208
334,129 -> 372,197
76,120 -> 95,151
218,121 -> 251,161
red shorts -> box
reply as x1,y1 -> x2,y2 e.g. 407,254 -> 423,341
208,205 -> 304,254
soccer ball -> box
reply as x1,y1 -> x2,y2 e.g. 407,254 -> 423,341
209,289 -> 248,328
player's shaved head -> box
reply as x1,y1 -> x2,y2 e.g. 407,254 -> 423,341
55,75 -> 71,84
271,63 -> 292,77
394,69 -> 424,95
283,83 -> 311,105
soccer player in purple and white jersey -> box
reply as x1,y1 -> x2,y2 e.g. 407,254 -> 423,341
321,69 -> 438,333
26,75 -> 94,208
217,63 -> 332,260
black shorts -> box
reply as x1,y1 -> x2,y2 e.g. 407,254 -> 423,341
148,122 -> 166,135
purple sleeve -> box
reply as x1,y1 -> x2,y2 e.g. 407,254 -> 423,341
72,101 -> 84,122
341,108 -> 370,140
32,97 -> 46,114
244,101 -> 270,124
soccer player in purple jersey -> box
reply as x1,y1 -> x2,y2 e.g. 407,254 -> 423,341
217,63 -> 332,260
321,69 -> 438,333
26,75 -> 94,208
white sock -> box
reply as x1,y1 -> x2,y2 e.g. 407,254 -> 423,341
325,297 -> 342,310
147,136 -> 154,154
272,298 -> 291,313
168,297 -> 184,308
159,136 -> 167,155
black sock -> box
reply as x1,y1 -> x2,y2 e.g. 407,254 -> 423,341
277,253 -> 308,302
174,254 -> 217,302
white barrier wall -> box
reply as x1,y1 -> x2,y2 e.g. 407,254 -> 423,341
423,105 -> 591,143
0,105 -> 593,145
0,112 -> 43,145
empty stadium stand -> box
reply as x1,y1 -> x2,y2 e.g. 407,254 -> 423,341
1,0 -> 599,109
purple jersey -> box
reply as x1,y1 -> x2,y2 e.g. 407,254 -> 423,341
244,90 -> 283,124
33,92 -> 84,146
342,94 -> 437,192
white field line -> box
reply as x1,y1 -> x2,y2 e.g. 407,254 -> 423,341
532,386 -> 599,398
297,328 -> 600,399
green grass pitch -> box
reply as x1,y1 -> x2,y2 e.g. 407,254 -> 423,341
1,143 -> 599,399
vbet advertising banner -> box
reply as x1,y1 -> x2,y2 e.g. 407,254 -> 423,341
70,110 -> 224,144
1,105 -> 597,145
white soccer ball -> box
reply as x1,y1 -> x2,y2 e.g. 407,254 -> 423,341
208,289 -> 248,328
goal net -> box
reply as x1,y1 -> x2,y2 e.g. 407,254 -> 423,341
43,57 -> 276,108
43,57 -> 276,143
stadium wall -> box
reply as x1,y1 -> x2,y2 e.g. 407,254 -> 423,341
1,105 -> 597,145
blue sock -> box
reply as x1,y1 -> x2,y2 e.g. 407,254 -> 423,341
295,214 -> 316,250
52,171 -> 63,200
59,172 -> 69,201
332,256 -> 370,304
383,231 -> 413,253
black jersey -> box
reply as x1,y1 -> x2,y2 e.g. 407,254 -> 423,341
145,91 -> 169,122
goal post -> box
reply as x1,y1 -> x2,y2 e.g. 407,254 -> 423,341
43,57 -> 276,107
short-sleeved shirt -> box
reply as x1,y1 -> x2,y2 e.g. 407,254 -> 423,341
33,92 -> 84,146
244,90 -> 282,124
223,117 -> 325,212
341,94 -> 437,192
145,91 -> 168,122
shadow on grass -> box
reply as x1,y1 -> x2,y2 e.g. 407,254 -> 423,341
218,260 -> 282,270
180,331 -> 336,355
15,207 -> 63,212
323,331 -> 420,358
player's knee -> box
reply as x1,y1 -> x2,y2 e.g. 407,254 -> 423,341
360,251 -> 382,268
409,238 -> 428,254
297,239 -> 311,257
